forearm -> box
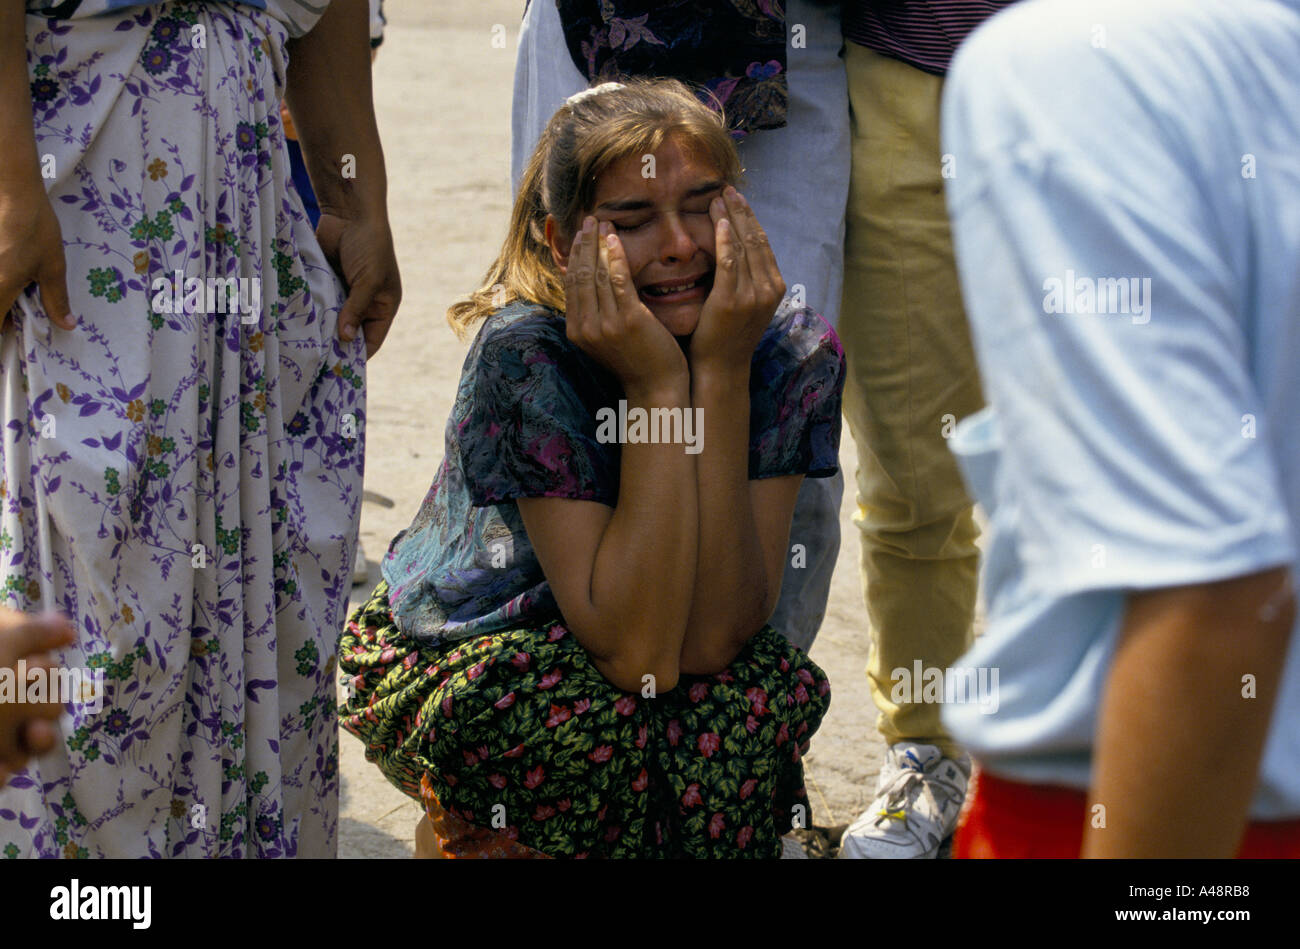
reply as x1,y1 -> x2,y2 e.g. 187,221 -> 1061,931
1083,568 -> 1295,857
283,0 -> 386,216
587,376 -> 698,688
0,1 -> 42,194
679,364 -> 769,673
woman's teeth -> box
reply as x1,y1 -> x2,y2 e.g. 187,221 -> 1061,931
643,279 -> 700,297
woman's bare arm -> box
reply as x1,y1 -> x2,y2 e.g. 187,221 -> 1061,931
516,219 -> 699,693
284,0 -> 385,219
1084,567 -> 1295,856
518,376 -> 697,694
678,187 -> 795,671
0,0 -> 73,328
284,0 -> 400,356
678,359 -> 800,673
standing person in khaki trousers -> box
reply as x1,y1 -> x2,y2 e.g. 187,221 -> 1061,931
836,0 -> 1014,860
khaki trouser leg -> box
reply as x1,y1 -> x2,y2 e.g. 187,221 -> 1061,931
840,44 -> 985,761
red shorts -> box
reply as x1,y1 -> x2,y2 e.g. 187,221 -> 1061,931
954,769 -> 1300,858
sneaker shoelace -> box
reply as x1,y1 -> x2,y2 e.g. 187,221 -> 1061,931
872,753 -> 942,830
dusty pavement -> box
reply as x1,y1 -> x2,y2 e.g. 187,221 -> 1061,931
338,0 -> 893,857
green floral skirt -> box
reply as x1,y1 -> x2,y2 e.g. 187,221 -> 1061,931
338,582 -> 831,858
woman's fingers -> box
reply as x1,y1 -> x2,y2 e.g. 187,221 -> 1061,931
14,656 -> 65,728
585,215 -> 617,334
594,223 -> 621,326
32,194 -> 75,330
718,189 -> 749,291
0,610 -> 74,660
721,186 -> 780,299
561,228 -> 581,334
337,275 -> 374,345
36,246 -> 75,331
690,188 -> 786,368
709,196 -> 740,304
602,227 -> 642,321
0,658 -> 64,774
20,719 -> 61,757
340,265 -> 402,359
0,610 -> 76,778
11,657 -> 64,707
0,195 -> 77,332
565,218 -> 599,337
357,293 -> 400,359
317,214 -> 402,357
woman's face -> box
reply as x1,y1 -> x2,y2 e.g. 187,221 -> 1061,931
550,134 -> 724,337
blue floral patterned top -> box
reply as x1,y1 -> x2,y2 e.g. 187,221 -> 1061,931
382,298 -> 845,644
550,0 -> 793,139
26,0 -> 330,36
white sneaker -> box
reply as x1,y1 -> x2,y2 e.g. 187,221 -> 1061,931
351,541 -> 368,586
837,742 -> 969,859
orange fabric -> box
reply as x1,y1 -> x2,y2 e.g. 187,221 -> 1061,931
954,768 -> 1300,858
418,773 -> 550,859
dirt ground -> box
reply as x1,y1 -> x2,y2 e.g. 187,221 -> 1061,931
338,0 -> 890,857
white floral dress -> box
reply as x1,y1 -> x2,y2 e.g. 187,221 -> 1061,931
0,0 -> 365,857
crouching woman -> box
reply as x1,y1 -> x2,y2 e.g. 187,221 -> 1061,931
340,79 -> 844,858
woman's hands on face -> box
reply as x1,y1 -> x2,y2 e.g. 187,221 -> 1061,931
316,209 -> 402,359
689,186 -> 785,373
0,609 -> 75,788
563,216 -> 688,391
0,181 -> 76,334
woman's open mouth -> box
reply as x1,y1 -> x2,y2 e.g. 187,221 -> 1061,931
638,272 -> 712,305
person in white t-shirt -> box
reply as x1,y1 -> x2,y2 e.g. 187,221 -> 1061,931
942,0 -> 1300,857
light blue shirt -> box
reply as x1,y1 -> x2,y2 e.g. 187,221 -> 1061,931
942,0 -> 1300,818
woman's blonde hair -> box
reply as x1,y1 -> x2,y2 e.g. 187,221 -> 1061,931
446,77 -> 746,337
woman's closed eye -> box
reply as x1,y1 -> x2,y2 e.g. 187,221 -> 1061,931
611,206 -> 714,232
